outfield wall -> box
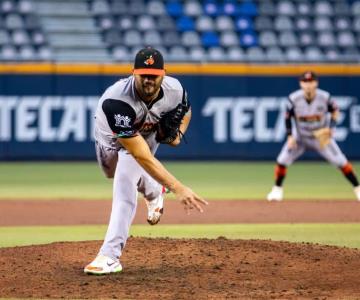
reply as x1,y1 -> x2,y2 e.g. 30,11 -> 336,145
0,64 -> 359,160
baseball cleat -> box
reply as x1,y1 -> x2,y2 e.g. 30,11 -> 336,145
84,255 -> 122,275
267,186 -> 283,201
354,186 -> 360,201
145,187 -> 166,225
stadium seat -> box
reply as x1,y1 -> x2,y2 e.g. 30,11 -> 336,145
299,31 -> 315,47
238,1 -> 258,17
254,16 -> 273,31
0,30 -> 11,45
337,31 -> 356,48
304,46 -> 324,61
181,31 -> 201,47
123,30 -> 142,47
240,32 -> 258,47
118,16 -> 135,30
265,46 -> 285,62
19,45 -> 36,60
201,31 -> 219,47
297,1 -> 312,16
1,45 -> 18,60
112,46 -> 130,62
334,2 -> 350,16
184,1 -> 202,17
166,1 -> 183,17
353,17 -> 360,33
157,15 -> 176,31
314,17 -> 332,32
31,31 -> 46,46
318,31 -> 336,48
91,0 -> 110,15
167,45 -> 188,61
203,1 -> 220,17
278,31 -> 298,47
176,16 -> 195,31
227,46 -> 245,61
277,0 -> 296,16
207,46 -> 226,61
246,47 -> 265,61
144,30 -> 162,46
258,1 -> 275,16
18,0 -> 34,14
5,13 -> 23,30
110,1 -> 127,15
285,47 -> 303,61
163,30 -> 181,47
129,1 -> 146,16
220,31 -> 239,47
314,1 -> 333,16
334,17 -> 351,31
12,29 -> 30,46
295,17 -> 311,31
274,16 -> 293,31
188,46 -> 206,61
259,31 -> 278,47
196,15 -> 215,32
97,16 -> 114,31
1,0 -> 15,14
215,16 -> 234,31
103,30 -> 122,46
37,46 -> 53,61
137,15 -> 156,31
235,16 -> 254,32
222,2 -> 237,16
147,0 -> 166,16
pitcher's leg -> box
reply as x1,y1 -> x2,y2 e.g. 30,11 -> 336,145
95,141 -> 118,178
99,150 -> 143,260
137,172 -> 163,200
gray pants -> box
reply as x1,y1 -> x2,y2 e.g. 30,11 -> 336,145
95,141 -> 162,260
277,136 -> 348,167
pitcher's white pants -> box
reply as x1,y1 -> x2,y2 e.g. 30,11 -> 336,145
95,141 -> 162,259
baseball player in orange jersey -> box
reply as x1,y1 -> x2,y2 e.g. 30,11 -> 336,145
84,47 -> 208,275
267,71 -> 360,201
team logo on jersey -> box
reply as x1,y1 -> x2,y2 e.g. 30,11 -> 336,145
144,55 -> 154,66
114,114 -> 131,128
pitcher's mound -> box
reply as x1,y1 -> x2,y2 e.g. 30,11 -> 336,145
1,237 -> 360,299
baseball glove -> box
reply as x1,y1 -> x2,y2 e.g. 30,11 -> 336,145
155,98 -> 190,144
313,127 -> 331,149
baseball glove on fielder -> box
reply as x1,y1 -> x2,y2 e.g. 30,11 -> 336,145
155,98 -> 190,144
313,127 -> 331,149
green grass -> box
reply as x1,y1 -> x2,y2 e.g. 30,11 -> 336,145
1,223 -> 360,248
0,161 -> 358,200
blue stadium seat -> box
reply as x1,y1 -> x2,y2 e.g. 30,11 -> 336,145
176,16 -> 195,31
203,1 -> 220,17
201,31 -> 219,47
235,16 -> 254,32
240,32 -> 258,47
238,1 -> 258,17
166,1 -> 183,17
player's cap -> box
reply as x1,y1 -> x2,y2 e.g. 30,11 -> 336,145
299,71 -> 318,82
133,47 -> 165,76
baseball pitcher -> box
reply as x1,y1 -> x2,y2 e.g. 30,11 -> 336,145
84,47 -> 208,275
267,71 -> 360,201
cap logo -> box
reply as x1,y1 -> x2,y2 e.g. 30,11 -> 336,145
144,55 -> 154,66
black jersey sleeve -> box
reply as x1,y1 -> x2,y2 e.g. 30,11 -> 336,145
285,97 -> 295,136
102,99 -> 138,138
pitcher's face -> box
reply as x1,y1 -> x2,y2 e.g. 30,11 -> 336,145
134,74 -> 164,100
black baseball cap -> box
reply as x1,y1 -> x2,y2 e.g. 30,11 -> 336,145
299,71 -> 318,82
133,47 -> 165,76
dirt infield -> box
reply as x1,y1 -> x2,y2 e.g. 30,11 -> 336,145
1,238 -> 360,299
1,199 -> 360,226
2,199 -> 360,299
